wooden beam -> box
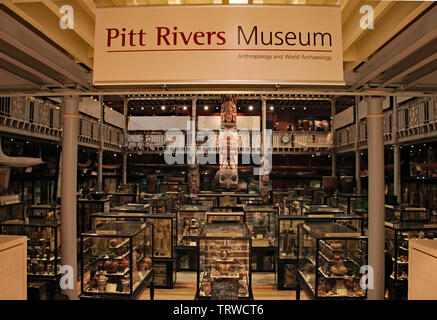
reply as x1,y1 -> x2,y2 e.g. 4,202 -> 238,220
3,0 -> 93,68
344,1 -> 433,71
42,0 -> 95,47
342,0 -> 394,54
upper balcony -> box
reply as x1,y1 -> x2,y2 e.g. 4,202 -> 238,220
334,97 -> 437,153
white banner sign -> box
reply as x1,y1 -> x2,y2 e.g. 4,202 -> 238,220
94,6 -> 344,85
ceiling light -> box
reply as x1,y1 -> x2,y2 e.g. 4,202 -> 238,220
292,107 -> 295,110
270,106 -> 274,111
304,107 -> 307,110
183,106 -> 187,110
204,105 -> 209,110
141,107 -> 144,110
161,105 -> 166,110
248,105 -> 253,111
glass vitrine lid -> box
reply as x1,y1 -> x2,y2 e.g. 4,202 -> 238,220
303,223 -> 362,238
85,221 -> 147,237
202,223 -> 249,238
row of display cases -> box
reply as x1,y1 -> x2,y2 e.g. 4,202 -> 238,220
190,192 -> 264,209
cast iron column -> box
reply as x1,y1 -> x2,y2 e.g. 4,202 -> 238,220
392,96 -> 401,204
366,96 -> 385,300
97,95 -> 104,192
355,96 -> 362,194
331,98 -> 337,177
60,95 -> 80,300
122,96 -> 128,185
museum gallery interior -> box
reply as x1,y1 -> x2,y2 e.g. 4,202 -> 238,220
0,0 -> 436,302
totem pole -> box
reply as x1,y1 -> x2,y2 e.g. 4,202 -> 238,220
215,95 -> 239,190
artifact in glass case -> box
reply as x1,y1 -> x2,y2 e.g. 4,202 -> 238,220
146,174 -> 158,194
385,205 -> 430,224
145,213 -> 176,288
77,198 -> 110,235
0,218 -> 61,280
240,196 -> 264,206
188,163 -> 200,195
197,223 -> 252,299
206,212 -> 245,224
384,221 -> 437,300
287,196 -> 312,215
27,204 -> 60,220
191,197 -> 215,210
244,205 -> 276,247
80,221 -> 154,299
218,194 -> 238,207
212,205 -> 244,213
303,204 -> 344,215
0,195 -> 24,221
337,193 -> 368,215
277,214 -> 364,290
296,223 -> 368,300
110,203 -> 151,215
90,211 -> 148,230
177,205 -> 208,247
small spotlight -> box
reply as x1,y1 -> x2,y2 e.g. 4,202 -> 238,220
292,107 -> 295,110
270,106 -> 274,111
204,105 -> 209,110
183,106 -> 187,110
248,105 -> 253,111
141,107 -> 144,110
161,105 -> 166,110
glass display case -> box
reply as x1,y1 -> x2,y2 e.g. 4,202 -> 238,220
151,196 -> 171,214
206,212 -> 245,224
166,191 -> 184,212
239,196 -> 264,205
108,193 -> 137,207
145,213 -> 177,288
0,218 -> 61,280
385,205 -> 430,224
296,223 -> 368,300
337,193 -> 368,215
110,203 -> 151,215
191,197 -> 215,210
176,204 -> 209,271
271,190 -> 293,206
384,221 -> 437,300
287,196 -> 312,215
27,204 -> 60,220
0,196 -> 24,221
302,204 -> 344,216
177,205 -> 209,247
77,198 -> 110,235
80,221 -> 154,299
244,205 -> 277,272
212,205 -> 244,213
90,211 -> 148,230
218,194 -> 238,207
277,215 -> 364,290
197,223 -> 252,300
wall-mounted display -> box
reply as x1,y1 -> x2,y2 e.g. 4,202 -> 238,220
297,223 -> 368,300
80,221 -> 154,299
197,223 -> 252,300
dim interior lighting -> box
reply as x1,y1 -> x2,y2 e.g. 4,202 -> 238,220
141,107 -> 144,110
114,153 -> 117,157
248,105 -> 253,111
183,106 -> 187,110
304,107 -> 307,110
161,105 -> 166,110
292,107 -> 295,110
204,105 -> 209,110
270,106 -> 274,111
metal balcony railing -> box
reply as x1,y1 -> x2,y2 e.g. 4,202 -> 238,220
334,97 -> 437,150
